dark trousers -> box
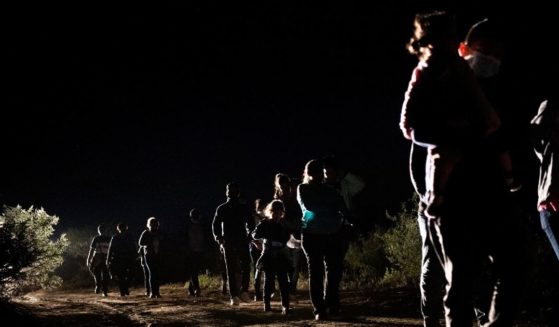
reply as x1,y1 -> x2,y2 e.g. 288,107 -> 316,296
111,258 -> 134,296
90,255 -> 109,293
264,269 -> 289,309
288,247 -> 303,293
222,242 -> 251,298
418,211 -> 445,327
140,255 -> 151,295
145,254 -> 161,296
302,232 -> 345,315
189,251 -> 203,294
250,245 -> 262,297
430,202 -> 521,327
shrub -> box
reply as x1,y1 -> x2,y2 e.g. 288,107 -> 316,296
343,195 -> 421,289
0,206 -> 69,296
379,197 -> 421,288
56,226 -> 97,288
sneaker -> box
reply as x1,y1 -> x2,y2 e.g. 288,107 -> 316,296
102,292 -> 108,297
281,307 -> 290,315
194,289 -> 201,297
150,294 -> 161,299
239,292 -> 250,302
94,287 -> 100,294
230,297 -> 240,306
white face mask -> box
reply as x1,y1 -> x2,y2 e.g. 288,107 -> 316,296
466,50 -> 502,78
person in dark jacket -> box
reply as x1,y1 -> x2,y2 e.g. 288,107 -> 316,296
86,224 -> 111,296
106,223 -> 136,297
186,208 -> 206,297
139,217 -> 162,298
531,97 -> 559,325
252,199 -> 291,314
297,159 -> 349,321
212,182 -> 255,306
273,173 -> 303,294
250,199 -> 266,301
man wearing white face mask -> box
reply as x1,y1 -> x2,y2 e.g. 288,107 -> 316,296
459,18 -> 502,79
458,18 -> 528,326
459,18 -> 521,194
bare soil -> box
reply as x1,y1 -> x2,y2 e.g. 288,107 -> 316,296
9,285 -> 548,326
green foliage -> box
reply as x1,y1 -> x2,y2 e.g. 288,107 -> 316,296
56,226 -> 97,288
0,206 -> 69,296
343,232 -> 388,288
343,195 -> 421,289
379,197 -> 421,288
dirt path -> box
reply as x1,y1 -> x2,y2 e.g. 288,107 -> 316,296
12,284 -> 427,326
11,285 -> 547,326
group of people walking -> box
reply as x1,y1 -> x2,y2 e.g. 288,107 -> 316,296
85,10 -> 557,325
86,218 -> 162,299
86,156 -> 364,321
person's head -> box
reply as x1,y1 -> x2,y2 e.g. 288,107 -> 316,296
322,155 -> 340,183
146,217 -> 159,231
97,224 -> 109,236
274,173 -> 292,199
254,198 -> 266,213
407,11 -> 458,60
458,18 -> 503,78
117,223 -> 128,234
265,199 -> 285,221
302,159 -> 323,184
189,208 -> 200,221
226,182 -> 240,200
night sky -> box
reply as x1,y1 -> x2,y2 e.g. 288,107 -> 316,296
3,2 -> 556,232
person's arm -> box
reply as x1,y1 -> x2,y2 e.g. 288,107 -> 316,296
252,221 -> 266,240
106,236 -> 115,266
245,205 -> 256,240
400,65 -> 425,140
138,230 -> 149,255
86,237 -> 96,267
297,184 -> 320,212
212,207 -> 224,245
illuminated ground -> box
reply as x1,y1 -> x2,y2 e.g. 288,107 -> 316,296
10,285 -> 548,326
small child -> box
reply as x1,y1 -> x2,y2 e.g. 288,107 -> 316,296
252,200 -> 291,315
400,11 -> 502,218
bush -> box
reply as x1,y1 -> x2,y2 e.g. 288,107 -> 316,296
56,226 -> 97,288
0,206 -> 69,296
379,197 -> 421,288
344,232 -> 388,288
343,195 -> 421,289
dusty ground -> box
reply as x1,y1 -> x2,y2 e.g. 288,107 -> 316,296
9,284 -> 549,326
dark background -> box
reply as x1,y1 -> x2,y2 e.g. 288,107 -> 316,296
2,1 -> 555,233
